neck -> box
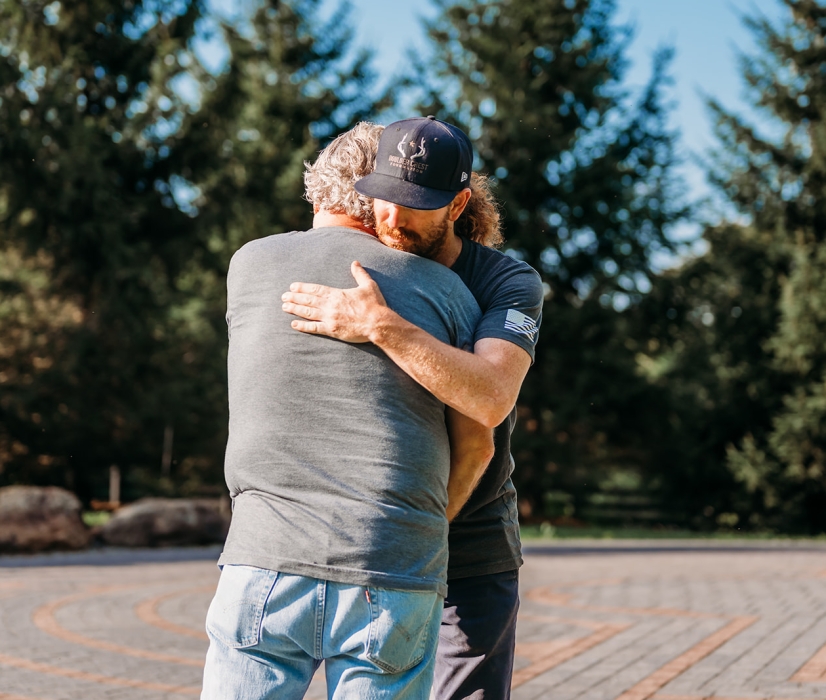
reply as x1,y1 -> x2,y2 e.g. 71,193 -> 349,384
432,228 -> 464,267
313,211 -> 376,236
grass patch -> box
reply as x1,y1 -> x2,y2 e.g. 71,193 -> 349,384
82,511 -> 112,527
519,524 -> 822,540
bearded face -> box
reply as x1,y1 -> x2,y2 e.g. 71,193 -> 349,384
374,208 -> 452,261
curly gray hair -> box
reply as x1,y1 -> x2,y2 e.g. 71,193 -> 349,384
304,122 -> 384,228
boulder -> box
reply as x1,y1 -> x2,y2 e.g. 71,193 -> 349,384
98,498 -> 229,547
0,486 -> 90,553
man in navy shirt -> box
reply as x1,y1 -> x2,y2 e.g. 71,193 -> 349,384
283,117 -> 544,700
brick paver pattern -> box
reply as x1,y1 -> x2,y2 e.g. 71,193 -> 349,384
1,543 -> 826,699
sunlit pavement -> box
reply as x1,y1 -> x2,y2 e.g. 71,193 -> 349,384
2,540 -> 826,699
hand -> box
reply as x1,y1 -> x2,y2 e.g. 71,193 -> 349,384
281,261 -> 387,343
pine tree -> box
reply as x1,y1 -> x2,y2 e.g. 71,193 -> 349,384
0,0 -> 379,501
641,0 -> 826,532
707,0 -> 826,532
634,223 -> 791,528
0,0 -> 214,499
170,0 -> 379,260
419,0 -> 687,520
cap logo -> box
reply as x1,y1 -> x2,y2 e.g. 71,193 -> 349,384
461,172 -> 468,182
397,133 -> 427,160
388,132 -> 430,174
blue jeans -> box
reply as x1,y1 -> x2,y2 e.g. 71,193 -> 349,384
201,565 -> 443,699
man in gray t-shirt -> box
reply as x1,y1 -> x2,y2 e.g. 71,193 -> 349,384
221,227 -> 479,593
200,123 -> 493,700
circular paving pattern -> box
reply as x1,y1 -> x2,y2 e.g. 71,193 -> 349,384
2,542 -> 826,699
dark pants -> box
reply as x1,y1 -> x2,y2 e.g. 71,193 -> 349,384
432,570 -> 520,700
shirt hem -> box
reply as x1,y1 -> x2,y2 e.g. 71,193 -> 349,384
446,554 -> 523,581
218,552 -> 447,598
472,328 -> 536,363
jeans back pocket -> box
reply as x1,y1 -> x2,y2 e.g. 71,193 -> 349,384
206,564 -> 279,649
366,587 -> 441,673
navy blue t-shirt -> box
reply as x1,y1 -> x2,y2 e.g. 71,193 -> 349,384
447,238 -> 544,579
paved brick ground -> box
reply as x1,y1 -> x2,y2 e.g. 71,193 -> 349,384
2,541 -> 826,699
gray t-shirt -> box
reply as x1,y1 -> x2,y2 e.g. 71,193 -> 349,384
220,227 -> 481,597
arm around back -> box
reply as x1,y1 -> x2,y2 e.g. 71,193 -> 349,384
282,262 -> 533,427
445,407 -> 495,522
369,313 -> 531,428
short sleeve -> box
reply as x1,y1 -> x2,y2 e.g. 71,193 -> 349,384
473,267 -> 544,362
448,280 -> 483,353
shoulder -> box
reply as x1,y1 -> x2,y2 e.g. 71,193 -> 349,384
465,240 -> 540,279
454,241 -> 545,354
458,241 -> 545,308
230,230 -> 305,268
380,251 -> 478,311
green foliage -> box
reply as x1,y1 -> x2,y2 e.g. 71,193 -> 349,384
0,0 -> 216,499
81,509 -> 111,526
420,0 -> 685,298
418,0 -> 687,520
637,0 -> 826,533
12,0 -> 826,538
171,0 -> 380,260
0,0 -> 378,501
634,224 -> 791,528
715,0 -> 826,532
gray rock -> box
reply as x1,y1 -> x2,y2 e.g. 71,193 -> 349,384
98,498 -> 229,547
0,486 -> 90,553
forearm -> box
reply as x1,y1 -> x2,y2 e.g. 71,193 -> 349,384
445,409 -> 495,521
369,308 -> 510,428
446,450 -> 491,521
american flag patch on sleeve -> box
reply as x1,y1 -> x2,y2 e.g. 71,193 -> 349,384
504,309 -> 538,341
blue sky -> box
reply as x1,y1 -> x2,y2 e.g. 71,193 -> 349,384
333,0 -> 786,241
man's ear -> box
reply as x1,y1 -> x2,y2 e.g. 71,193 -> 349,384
447,188 -> 472,222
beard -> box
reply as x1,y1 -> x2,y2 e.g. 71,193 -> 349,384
375,212 -> 451,260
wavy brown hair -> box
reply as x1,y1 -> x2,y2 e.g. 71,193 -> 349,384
454,172 -> 504,249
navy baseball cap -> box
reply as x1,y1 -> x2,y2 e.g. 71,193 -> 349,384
354,116 -> 473,210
